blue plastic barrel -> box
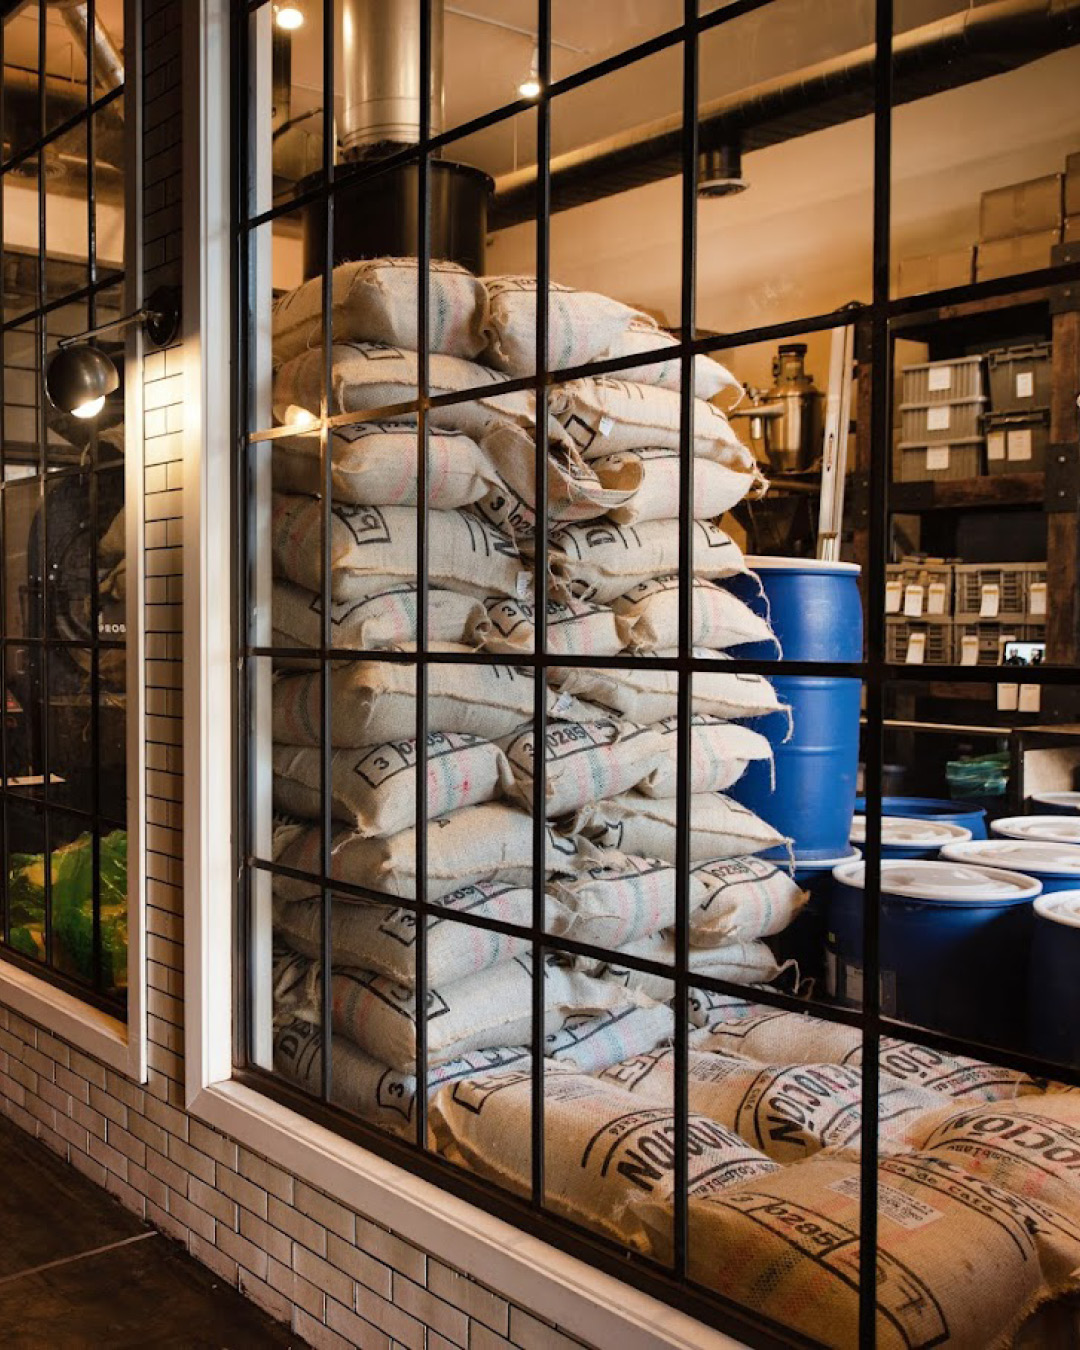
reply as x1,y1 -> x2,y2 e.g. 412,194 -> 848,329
854,794 -> 988,841
940,839 -> 1080,895
1029,891 -> 1080,1064
992,816 -> 1080,847
827,859 -> 1040,1048
1030,792 -> 1080,815
729,559 -> 862,861
769,847 -> 861,989
850,815 -> 971,861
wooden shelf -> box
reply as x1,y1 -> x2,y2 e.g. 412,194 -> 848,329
889,472 -> 1045,513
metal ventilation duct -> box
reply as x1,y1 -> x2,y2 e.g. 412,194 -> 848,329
50,0 -> 125,97
340,0 -> 445,157
492,0 -> 1080,228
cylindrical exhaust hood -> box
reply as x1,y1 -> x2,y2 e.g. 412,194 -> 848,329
340,0 -> 446,158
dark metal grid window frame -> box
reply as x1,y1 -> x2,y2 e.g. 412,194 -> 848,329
0,0 -> 130,1016
232,3 -> 1080,1346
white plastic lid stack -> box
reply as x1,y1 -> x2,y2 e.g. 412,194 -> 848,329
992,816 -> 1080,846
941,839 -> 1080,876
743,557 -> 861,574
1034,891 -> 1080,927
832,858 -> 1042,903
849,816 -> 972,847
1030,791 -> 1080,812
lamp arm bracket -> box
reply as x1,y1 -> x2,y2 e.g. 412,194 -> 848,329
57,284 -> 181,350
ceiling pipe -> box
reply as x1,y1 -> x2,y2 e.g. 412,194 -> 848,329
50,0 -> 125,97
340,0 -> 445,158
491,0 -> 1080,228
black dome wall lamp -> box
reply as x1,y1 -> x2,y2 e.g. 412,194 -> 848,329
45,284 -> 180,419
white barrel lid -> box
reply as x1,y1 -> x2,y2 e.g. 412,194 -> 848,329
792,846 -> 863,872
992,816 -> 1080,846
745,556 -> 861,574
1031,792 -> 1080,812
850,815 -> 972,847
832,858 -> 1042,903
1035,892 -> 1080,929
941,839 -> 1080,876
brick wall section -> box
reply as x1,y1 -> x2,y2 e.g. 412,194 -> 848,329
0,4 -> 596,1348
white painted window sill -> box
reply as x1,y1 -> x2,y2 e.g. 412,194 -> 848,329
191,1079 -> 748,1350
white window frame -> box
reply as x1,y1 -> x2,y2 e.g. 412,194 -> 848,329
182,5 -> 742,1345
0,0 -> 147,1082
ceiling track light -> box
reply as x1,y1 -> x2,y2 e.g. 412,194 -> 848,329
274,2 -> 306,30
518,43 -> 541,100
45,284 -> 181,420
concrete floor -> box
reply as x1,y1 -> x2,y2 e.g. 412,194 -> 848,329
0,1113 -> 303,1349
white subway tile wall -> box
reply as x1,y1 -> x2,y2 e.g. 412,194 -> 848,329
0,4 -> 593,1347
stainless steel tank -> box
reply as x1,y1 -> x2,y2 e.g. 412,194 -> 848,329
731,343 -> 824,472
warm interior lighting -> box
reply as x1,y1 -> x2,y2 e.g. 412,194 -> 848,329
518,76 -> 541,99
283,404 -> 317,429
275,3 -> 305,30
72,395 -> 106,420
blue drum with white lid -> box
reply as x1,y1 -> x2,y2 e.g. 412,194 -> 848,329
992,815 -> 1080,847
850,815 -> 971,861
827,858 -> 1041,1048
940,838 -> 1080,894
1029,791 -> 1080,816
1029,891 -> 1080,1065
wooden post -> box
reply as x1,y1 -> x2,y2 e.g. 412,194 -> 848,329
1046,305 -> 1080,665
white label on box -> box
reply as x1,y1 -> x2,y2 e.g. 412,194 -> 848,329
1019,684 -> 1042,713
988,430 -> 1006,461
903,583 -> 925,617
1007,428 -> 1033,461
905,631 -> 926,665
885,579 -> 903,613
1016,371 -> 1034,399
998,683 -> 1019,712
927,366 -> 953,392
927,581 -> 947,615
960,634 -> 980,666
1029,581 -> 1047,617
926,446 -> 950,472
927,405 -> 951,431
980,583 -> 1001,618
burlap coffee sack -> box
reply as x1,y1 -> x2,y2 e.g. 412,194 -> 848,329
597,933 -> 786,1002
482,276 -> 641,376
592,447 -> 766,526
550,377 -> 755,467
690,1002 -> 1048,1102
690,856 -> 807,945
272,659 -> 546,746
547,518 -> 749,605
639,715 -> 774,798
430,1065 -> 778,1256
613,575 -> 780,654
328,952 -> 655,1070
546,851 -> 709,951
601,318 -> 743,403
273,342 -> 560,446
273,732 -> 510,837
481,595 -> 632,657
501,718 -> 665,819
545,1003 -> 674,1073
271,422 -> 494,508
599,1048 -> 942,1162
570,792 -> 788,864
550,661 -> 785,726
475,422 -> 637,543
634,1153 -> 1072,1350
271,499 -> 529,604
271,257 -> 490,365
272,802 -> 584,902
274,879 -> 533,988
273,580 -> 487,652
904,1095 -> 1080,1231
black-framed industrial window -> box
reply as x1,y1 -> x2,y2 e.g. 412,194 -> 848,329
233,3 -> 1080,1345
0,0 -> 129,1015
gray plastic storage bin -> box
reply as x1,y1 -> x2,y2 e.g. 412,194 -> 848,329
901,355 -> 985,406
886,561 -> 953,617
987,342 -> 1052,412
896,438 -> 983,482
886,619 -> 953,665
954,562 -> 1046,621
953,622 -> 1046,667
900,396 -> 987,444
985,408 -> 1050,473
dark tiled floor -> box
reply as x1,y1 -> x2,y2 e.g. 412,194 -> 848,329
0,1114 -> 304,1349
